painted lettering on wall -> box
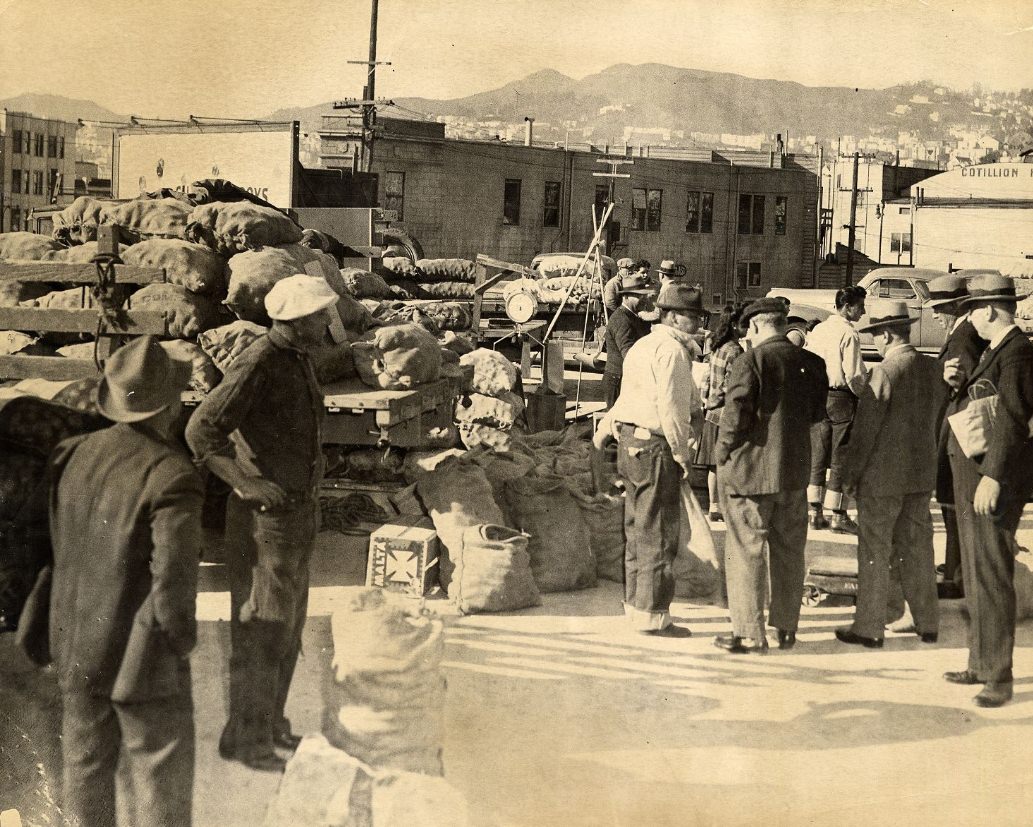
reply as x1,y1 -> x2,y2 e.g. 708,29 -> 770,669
959,167 -> 1029,177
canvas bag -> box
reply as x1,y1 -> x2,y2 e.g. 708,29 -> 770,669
948,377 -> 1033,459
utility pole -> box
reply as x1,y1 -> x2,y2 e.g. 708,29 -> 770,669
845,151 -> 859,285
592,156 -> 632,256
335,0 -> 391,173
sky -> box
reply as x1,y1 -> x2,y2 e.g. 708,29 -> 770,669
0,0 -> 1031,119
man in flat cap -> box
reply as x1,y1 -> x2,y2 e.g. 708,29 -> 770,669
602,272 -> 657,408
714,298 -> 827,654
594,283 -> 705,637
50,336 -> 201,827
928,274 -> 986,599
836,300 -> 945,649
603,257 -> 636,314
187,274 -> 338,769
942,273 -> 1033,707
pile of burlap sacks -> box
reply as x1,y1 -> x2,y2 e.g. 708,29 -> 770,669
263,587 -> 468,827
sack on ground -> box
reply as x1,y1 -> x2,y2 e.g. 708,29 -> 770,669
197,320 -> 268,372
0,232 -> 61,261
341,267 -> 392,299
353,324 -> 441,390
416,457 -> 506,592
455,391 -> 524,430
459,349 -> 517,397
568,488 -> 625,583
672,480 -> 723,600
503,473 -> 596,593
414,258 -> 477,284
458,423 -> 514,453
450,525 -> 540,614
121,238 -> 227,295
185,201 -> 303,255
130,283 -> 224,339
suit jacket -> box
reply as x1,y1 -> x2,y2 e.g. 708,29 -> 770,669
948,326 -> 1033,500
603,305 -> 651,378
716,334 -> 828,496
842,344 -> 946,497
935,317 -> 986,501
49,424 -> 204,701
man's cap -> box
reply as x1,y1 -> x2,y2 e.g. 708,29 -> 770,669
657,259 -> 686,279
857,299 -> 919,333
265,275 -> 339,321
618,273 -> 657,295
740,297 -> 788,324
655,283 -> 703,312
616,257 -> 635,269
96,335 -> 191,423
962,272 -> 1017,306
926,274 -> 968,309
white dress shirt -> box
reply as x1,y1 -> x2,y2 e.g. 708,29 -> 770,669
805,313 -> 868,395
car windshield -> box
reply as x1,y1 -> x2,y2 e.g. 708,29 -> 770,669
914,281 -> 930,301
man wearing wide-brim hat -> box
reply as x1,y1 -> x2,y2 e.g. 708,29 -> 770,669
49,335 -> 203,826
940,272 -> 1033,707
187,274 -> 339,770
656,259 -> 687,283
713,298 -> 827,654
835,299 -> 945,651
594,282 -> 705,637
601,273 -> 658,408
926,274 -> 987,600
603,257 -> 638,314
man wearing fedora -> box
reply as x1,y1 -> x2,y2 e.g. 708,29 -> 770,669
942,273 -> 1033,707
714,298 -> 827,654
835,300 -> 945,649
602,272 -> 657,408
594,282 -> 705,637
603,257 -> 636,314
187,274 -> 338,769
928,274 -> 986,599
657,259 -> 687,284
49,336 -> 202,827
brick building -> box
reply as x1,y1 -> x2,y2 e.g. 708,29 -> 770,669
0,111 -> 78,232
320,116 -> 820,305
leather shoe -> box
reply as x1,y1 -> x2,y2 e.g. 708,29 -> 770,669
829,513 -> 859,535
713,634 -> 768,654
642,624 -> 692,638
974,682 -> 1013,708
238,751 -> 288,773
809,510 -> 829,530
918,632 -> 938,644
835,628 -> 883,648
943,669 -> 982,685
776,629 -> 796,650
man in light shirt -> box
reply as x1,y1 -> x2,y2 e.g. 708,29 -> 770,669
594,283 -> 704,637
805,285 -> 869,534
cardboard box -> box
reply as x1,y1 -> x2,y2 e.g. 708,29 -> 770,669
365,515 -> 440,597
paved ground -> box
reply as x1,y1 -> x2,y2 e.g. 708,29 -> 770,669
4,506 -> 1033,826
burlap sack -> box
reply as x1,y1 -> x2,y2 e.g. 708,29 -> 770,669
325,589 -> 445,776
159,339 -> 221,393
416,456 -> 506,592
121,238 -> 227,295
454,391 -> 524,430
503,473 -> 596,593
106,197 -> 192,241
458,424 -> 514,453
568,489 -> 625,582
50,196 -> 114,243
341,267 -> 392,299
42,242 -> 128,264
414,258 -> 477,284
0,332 -> 41,355
0,282 -> 53,307
185,201 -> 303,255
310,341 -> 357,383
672,480 -> 723,600
0,232 -> 61,261
416,282 -> 475,300
197,320 -> 268,372
371,301 -> 471,333
353,324 -> 442,390
21,286 -> 103,309
130,283 -> 224,340
382,256 -> 420,278
459,349 -> 517,397
450,524 -> 541,614
468,447 -> 536,515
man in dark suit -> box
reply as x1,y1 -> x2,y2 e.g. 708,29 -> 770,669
714,298 -> 828,653
49,337 -> 202,827
943,273 -> 1033,708
602,273 -> 656,408
836,300 -> 946,648
927,274 -> 987,599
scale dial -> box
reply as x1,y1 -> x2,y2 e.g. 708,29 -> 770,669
505,289 -> 539,324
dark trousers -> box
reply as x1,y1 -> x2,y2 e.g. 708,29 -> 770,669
949,432 -> 1021,684
723,488 -> 808,640
851,492 -> 939,639
809,390 -> 857,496
223,495 -> 316,756
941,504 -> 963,585
603,372 -> 622,409
62,691 -> 194,827
617,427 -> 680,625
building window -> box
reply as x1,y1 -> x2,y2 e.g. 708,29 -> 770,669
383,171 -> 405,220
685,190 -> 714,233
898,206 -> 910,214
738,193 -> 765,234
774,196 -> 788,235
34,133 -> 44,157
48,169 -> 60,198
20,131 -> 31,154
735,261 -> 763,289
594,184 -> 610,223
543,181 -> 561,228
58,136 -> 66,159
10,208 -> 22,231
12,130 -> 23,154
10,170 -> 21,194
47,136 -> 58,158
890,232 -> 912,254
503,179 -> 521,225
32,171 -> 44,195
632,187 -> 662,232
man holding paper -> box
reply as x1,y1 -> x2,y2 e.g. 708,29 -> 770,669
943,272 -> 1033,708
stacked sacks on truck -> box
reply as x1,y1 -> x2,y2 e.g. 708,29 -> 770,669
323,589 -> 446,776
414,259 -> 477,285
50,195 -> 192,244
120,238 -> 227,295
0,232 -> 64,307
340,267 -> 393,300
185,200 -> 303,256
455,349 -> 523,452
